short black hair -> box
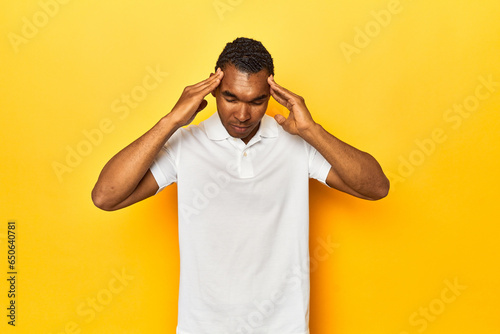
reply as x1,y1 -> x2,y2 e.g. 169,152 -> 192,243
215,37 -> 274,76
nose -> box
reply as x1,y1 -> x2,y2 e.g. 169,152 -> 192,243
234,104 -> 251,123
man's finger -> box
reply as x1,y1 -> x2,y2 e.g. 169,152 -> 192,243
193,69 -> 224,94
274,114 -> 287,125
197,74 -> 223,96
270,88 -> 288,107
269,75 -> 303,101
269,77 -> 292,102
192,68 -> 223,89
268,75 -> 290,95
270,85 -> 292,108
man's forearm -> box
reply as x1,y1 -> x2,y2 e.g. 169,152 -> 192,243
301,123 -> 390,199
91,113 -> 180,209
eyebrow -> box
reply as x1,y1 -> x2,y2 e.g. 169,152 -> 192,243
222,90 -> 268,102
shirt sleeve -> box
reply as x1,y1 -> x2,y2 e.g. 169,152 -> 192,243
149,130 -> 181,194
306,142 -> 332,187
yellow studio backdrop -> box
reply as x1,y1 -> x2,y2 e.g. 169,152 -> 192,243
1,0 -> 499,333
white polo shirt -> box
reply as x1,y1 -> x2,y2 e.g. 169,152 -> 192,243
150,112 -> 331,334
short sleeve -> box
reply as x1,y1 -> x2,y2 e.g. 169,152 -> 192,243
149,130 -> 181,194
306,142 -> 332,187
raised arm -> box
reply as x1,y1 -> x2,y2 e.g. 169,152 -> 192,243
268,75 -> 389,200
91,69 -> 224,211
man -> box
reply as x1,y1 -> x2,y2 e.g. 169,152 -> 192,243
92,37 -> 389,334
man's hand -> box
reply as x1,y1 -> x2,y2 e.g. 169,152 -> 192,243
268,74 -> 316,136
92,68 -> 224,211
268,74 -> 389,200
169,68 -> 224,127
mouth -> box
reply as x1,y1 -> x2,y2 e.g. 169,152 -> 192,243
230,124 -> 251,134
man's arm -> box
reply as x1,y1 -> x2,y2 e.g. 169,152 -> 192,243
268,75 -> 390,201
91,68 -> 224,211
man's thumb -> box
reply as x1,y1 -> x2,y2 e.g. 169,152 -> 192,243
274,114 -> 286,125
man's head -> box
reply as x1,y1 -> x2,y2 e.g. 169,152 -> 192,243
215,37 -> 274,76
213,37 -> 274,143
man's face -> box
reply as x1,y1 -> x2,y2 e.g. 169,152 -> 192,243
214,64 -> 270,144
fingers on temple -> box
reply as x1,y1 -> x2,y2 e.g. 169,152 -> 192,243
194,72 -> 223,95
269,76 -> 301,100
193,69 -> 224,89
274,84 -> 297,100
269,79 -> 289,97
269,75 -> 286,91
270,86 -> 291,104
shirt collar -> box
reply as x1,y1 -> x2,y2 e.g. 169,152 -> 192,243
204,111 -> 278,141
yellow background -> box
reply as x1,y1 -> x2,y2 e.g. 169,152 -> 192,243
1,0 -> 499,333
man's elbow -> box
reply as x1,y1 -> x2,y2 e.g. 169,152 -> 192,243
91,187 -> 118,211
369,176 -> 390,200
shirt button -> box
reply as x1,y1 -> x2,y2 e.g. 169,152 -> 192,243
243,152 -> 247,157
